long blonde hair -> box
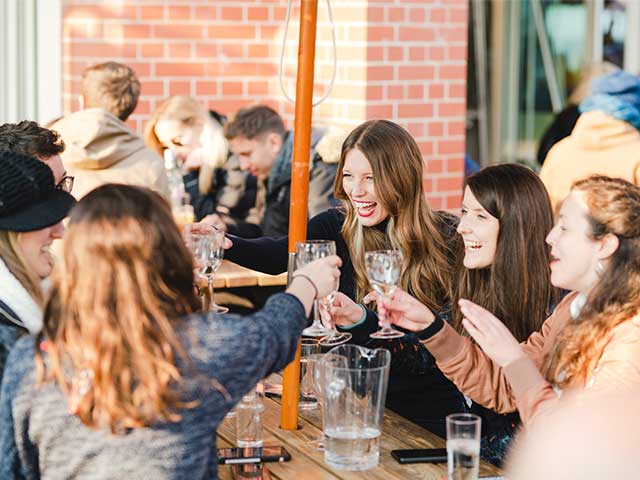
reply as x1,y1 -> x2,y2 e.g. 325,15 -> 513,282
544,176 -> 640,388
333,120 -> 458,310
36,185 -> 200,432
0,230 -> 44,306
144,96 -> 228,194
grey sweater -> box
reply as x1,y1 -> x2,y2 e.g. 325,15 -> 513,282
0,293 -> 306,479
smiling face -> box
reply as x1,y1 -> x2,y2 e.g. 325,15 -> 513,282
154,119 -> 204,159
545,191 -> 604,293
16,222 -> 65,279
341,148 -> 389,227
457,186 -> 500,269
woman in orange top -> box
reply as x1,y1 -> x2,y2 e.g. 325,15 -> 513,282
376,175 -> 640,425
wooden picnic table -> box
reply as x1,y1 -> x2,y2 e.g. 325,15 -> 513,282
213,261 -> 288,289
216,377 -> 502,480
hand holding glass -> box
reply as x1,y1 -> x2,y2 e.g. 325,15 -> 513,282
189,230 -> 228,313
365,250 -> 405,339
295,241 -> 350,345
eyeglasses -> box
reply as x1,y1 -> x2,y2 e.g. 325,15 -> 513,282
56,175 -> 74,193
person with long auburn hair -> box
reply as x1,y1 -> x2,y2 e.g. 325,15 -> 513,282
224,119 -> 467,436
377,175 -> 640,426
0,184 -> 340,478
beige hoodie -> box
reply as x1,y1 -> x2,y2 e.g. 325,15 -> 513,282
51,108 -> 169,200
540,111 -> 640,214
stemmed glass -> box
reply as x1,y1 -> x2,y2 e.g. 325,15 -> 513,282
295,240 -> 351,345
189,230 -> 228,314
365,250 -> 405,339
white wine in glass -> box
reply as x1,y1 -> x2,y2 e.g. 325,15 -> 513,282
365,250 -> 405,339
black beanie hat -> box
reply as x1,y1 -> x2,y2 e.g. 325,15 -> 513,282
0,151 -> 76,232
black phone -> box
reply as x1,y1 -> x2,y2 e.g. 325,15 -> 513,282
391,447 -> 448,464
217,446 -> 291,465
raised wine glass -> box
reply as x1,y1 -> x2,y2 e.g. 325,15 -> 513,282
190,230 -> 228,314
365,250 -> 405,339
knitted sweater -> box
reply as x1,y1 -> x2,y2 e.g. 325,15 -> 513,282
0,293 -> 305,479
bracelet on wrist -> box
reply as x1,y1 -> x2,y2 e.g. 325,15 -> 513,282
291,273 -> 318,300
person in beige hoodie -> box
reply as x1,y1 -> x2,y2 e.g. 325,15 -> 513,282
540,70 -> 640,214
374,176 -> 640,426
50,62 -> 168,200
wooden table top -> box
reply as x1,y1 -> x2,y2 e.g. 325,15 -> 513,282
213,261 -> 288,289
216,382 -> 502,479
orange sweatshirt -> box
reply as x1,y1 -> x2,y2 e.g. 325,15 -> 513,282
421,292 -> 640,424
540,111 -> 640,214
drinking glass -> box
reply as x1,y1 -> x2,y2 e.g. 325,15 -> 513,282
446,413 -> 481,480
190,230 -> 228,314
306,353 -> 348,450
321,344 -> 391,471
295,241 -> 350,346
364,250 -> 405,339
299,338 -> 321,410
172,192 -> 195,232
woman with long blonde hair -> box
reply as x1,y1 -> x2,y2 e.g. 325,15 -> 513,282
0,184 -> 340,477
224,119 -> 467,436
378,175 -> 640,426
0,152 -> 75,381
145,96 -> 256,224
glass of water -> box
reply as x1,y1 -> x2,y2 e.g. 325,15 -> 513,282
446,413 -> 481,480
321,344 -> 391,471
364,250 -> 405,339
299,338 -> 321,410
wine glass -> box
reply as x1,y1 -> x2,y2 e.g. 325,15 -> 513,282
318,284 -> 351,347
190,230 -> 228,314
299,338 -> 321,410
365,250 -> 405,339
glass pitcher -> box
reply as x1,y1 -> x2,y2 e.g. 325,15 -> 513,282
319,344 -> 391,471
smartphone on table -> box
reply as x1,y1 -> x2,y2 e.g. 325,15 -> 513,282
217,446 -> 291,465
390,447 -> 448,464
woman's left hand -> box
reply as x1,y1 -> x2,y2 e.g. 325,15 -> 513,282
458,299 -> 525,368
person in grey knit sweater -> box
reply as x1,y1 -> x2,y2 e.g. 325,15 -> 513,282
0,184 -> 340,480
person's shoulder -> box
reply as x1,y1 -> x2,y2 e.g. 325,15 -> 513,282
2,335 -> 37,388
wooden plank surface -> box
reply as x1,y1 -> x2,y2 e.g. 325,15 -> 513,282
216,377 -> 502,479
213,261 -> 288,289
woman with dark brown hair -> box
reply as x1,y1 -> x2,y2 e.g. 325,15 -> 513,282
378,175 -> 640,427
0,184 -> 340,478
224,119 -> 466,437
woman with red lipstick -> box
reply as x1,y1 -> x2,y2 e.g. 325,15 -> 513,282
378,175 -> 640,427
339,163 -> 559,464
224,119 -> 467,437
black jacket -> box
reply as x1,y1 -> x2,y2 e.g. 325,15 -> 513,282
229,129 -> 341,238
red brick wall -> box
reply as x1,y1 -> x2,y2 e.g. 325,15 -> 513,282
62,0 -> 468,209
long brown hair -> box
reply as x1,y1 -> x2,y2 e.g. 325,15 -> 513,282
333,120 -> 457,310
545,176 -> 640,388
452,164 -> 560,341
36,185 -> 200,432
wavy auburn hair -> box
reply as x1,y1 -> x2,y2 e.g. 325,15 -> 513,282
452,164 -> 560,341
545,176 -> 640,388
333,120 -> 458,310
36,185 -> 200,432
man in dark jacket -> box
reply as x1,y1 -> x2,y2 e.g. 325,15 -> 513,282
218,105 -> 342,238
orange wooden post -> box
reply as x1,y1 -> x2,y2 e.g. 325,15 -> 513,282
280,0 -> 319,430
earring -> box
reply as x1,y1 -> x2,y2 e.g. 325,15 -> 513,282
595,260 -> 604,277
